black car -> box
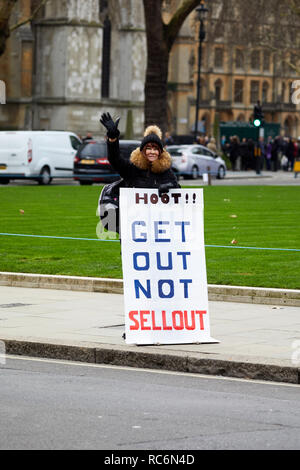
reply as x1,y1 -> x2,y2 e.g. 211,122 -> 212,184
73,139 -> 140,185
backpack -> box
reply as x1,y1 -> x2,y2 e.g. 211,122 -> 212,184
98,178 -> 124,234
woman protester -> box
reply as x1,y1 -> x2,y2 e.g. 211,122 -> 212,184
99,113 -> 180,341
100,112 -> 180,195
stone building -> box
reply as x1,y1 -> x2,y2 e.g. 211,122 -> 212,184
0,0 -> 146,138
1,0 -> 299,139
168,0 -> 300,138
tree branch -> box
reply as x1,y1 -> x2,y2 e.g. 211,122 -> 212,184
10,0 -> 49,32
287,0 -> 300,16
164,0 -> 200,51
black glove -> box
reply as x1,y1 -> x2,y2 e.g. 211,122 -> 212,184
158,182 -> 173,196
100,112 -> 120,139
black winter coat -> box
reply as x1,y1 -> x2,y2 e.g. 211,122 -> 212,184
107,139 -> 180,190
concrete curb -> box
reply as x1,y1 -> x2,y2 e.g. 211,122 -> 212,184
2,338 -> 299,385
1,272 -> 299,306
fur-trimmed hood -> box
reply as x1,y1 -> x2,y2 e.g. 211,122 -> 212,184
130,125 -> 172,173
130,147 -> 172,173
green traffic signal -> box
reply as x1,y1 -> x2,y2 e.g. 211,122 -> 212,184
253,101 -> 263,127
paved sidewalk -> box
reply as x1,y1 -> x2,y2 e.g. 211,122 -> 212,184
0,285 -> 299,384
183,169 -> 300,186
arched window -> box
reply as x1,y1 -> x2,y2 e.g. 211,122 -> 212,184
281,82 -> 286,103
199,78 -> 206,100
101,16 -> 111,98
289,81 -> 294,103
262,81 -> 269,103
251,50 -> 260,70
250,80 -> 259,103
234,80 -> 244,103
235,49 -> 244,69
214,48 -> 224,68
99,0 -> 108,15
284,116 -> 293,136
215,79 -> 223,102
263,50 -> 270,71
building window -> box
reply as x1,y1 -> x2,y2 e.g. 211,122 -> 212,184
215,79 -> 223,102
250,80 -> 260,103
188,50 -> 195,81
262,81 -> 269,103
235,49 -> 244,69
251,50 -> 260,70
289,53 -> 297,74
99,0 -> 108,14
234,80 -> 244,103
263,51 -> 270,71
281,54 -> 287,75
289,81 -> 294,102
281,82 -> 286,102
214,47 -> 224,68
199,78 -> 206,100
101,16 -> 111,98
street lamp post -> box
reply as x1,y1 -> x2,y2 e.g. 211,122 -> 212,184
194,1 -> 208,138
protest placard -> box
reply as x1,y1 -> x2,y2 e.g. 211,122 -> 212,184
120,188 -> 218,345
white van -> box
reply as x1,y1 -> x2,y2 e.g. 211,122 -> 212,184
0,131 -> 82,185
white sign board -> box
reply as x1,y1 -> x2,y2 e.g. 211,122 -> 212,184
120,188 -> 218,345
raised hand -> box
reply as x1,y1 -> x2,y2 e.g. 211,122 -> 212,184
100,112 -> 120,139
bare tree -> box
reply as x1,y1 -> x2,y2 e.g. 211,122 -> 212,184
205,0 -> 300,73
0,0 -> 49,57
143,0 -> 201,133
0,0 -> 17,56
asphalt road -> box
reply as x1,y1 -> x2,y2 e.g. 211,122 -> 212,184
0,356 -> 299,450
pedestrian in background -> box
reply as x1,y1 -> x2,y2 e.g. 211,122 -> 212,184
247,138 -> 255,170
293,138 -> 298,171
207,137 -> 217,153
271,136 -> 280,171
221,135 -> 226,151
254,141 -> 262,174
164,131 -> 174,146
239,138 -> 250,171
265,137 -> 272,171
82,132 -> 94,142
286,137 -> 295,172
258,136 -> 266,172
293,138 -> 300,178
229,135 -> 240,171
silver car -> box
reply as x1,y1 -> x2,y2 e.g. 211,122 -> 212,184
167,144 -> 226,180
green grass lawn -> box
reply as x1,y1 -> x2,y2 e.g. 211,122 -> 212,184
0,185 -> 299,289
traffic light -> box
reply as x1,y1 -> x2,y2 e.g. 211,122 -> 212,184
253,101 -> 264,127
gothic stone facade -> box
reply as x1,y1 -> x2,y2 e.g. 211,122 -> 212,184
1,0 -> 299,138
0,0 -> 146,138
168,0 -> 300,137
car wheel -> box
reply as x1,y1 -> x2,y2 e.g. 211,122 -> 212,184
79,180 -> 93,185
38,167 -> 52,185
217,165 -> 226,179
0,178 -> 10,185
191,165 -> 199,180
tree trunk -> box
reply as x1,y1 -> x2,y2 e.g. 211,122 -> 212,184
143,0 -> 169,133
143,0 -> 201,134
